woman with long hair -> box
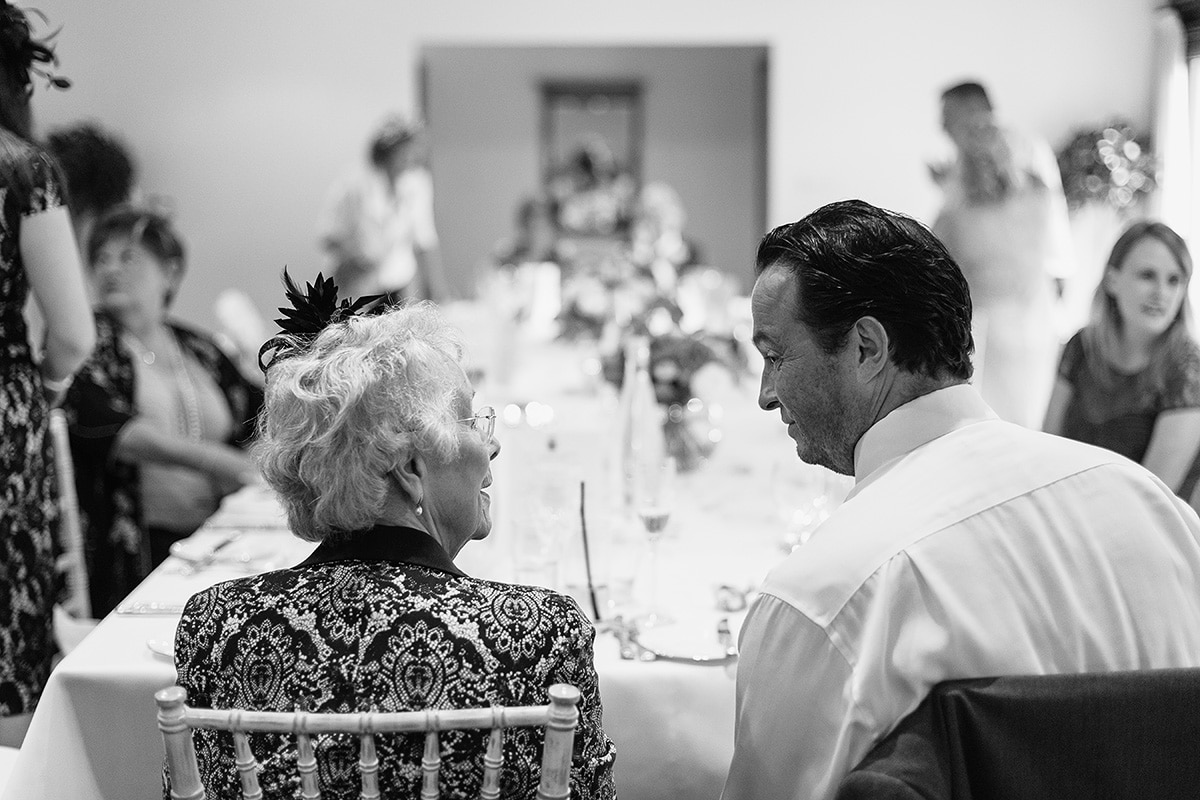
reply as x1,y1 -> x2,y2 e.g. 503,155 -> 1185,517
0,1 -> 95,746
1045,221 -> 1200,504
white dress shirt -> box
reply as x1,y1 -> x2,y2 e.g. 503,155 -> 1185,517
723,384 -> 1200,800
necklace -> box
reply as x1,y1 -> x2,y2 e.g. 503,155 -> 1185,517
124,328 -> 204,441
123,333 -> 157,366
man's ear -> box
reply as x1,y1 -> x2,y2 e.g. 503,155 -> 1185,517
851,316 -> 889,382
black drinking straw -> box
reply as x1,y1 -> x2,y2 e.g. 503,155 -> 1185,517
579,480 -> 602,622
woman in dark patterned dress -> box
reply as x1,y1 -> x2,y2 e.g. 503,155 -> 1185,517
1045,222 -> 1200,506
173,294 -> 617,799
0,2 -> 95,746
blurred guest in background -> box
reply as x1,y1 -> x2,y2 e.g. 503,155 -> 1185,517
492,194 -> 563,270
173,291 -> 616,798
1044,221 -> 1200,506
932,80 -> 1074,429
318,117 -> 449,302
0,0 -> 93,746
62,207 -> 261,616
548,137 -> 636,237
43,122 -> 136,250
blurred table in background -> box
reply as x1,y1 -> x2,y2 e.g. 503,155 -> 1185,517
7,331 -> 849,800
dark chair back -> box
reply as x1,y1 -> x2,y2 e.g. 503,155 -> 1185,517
837,668 -> 1200,800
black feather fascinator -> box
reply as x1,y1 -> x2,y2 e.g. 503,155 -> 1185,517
257,269 -> 386,373
0,3 -> 69,90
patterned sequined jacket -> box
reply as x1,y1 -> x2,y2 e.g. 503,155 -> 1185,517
173,525 -> 618,800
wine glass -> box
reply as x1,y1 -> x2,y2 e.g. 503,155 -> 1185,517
634,455 -> 676,627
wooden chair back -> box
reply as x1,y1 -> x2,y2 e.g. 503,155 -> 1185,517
155,683 -> 581,800
48,408 -> 91,620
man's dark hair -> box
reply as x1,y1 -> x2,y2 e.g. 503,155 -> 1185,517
940,80 -> 992,111
755,199 -> 974,380
368,118 -> 416,168
44,123 -> 136,218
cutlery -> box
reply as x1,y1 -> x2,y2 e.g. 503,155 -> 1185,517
115,601 -> 186,616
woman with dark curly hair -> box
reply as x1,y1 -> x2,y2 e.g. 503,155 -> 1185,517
0,0 -> 94,746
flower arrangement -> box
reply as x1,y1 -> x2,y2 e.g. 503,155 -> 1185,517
1056,121 -> 1156,212
581,263 -> 746,472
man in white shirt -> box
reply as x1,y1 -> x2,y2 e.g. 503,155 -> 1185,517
318,118 -> 448,302
723,199 -> 1200,800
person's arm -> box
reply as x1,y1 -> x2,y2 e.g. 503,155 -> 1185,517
1140,409 -> 1200,492
1042,377 -> 1074,436
406,167 -> 451,302
22,205 -> 94,396
415,245 -> 450,302
114,418 -> 259,494
1029,137 -> 1076,284
722,595 -> 857,800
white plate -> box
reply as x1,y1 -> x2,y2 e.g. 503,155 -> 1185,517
146,638 -> 175,660
634,618 -> 737,663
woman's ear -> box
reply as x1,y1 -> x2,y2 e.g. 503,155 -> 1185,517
163,258 -> 185,295
1102,265 -> 1117,296
389,452 -> 426,506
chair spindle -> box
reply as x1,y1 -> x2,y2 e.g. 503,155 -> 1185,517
155,687 -> 205,800
358,726 -> 380,800
231,727 -> 263,800
296,717 -> 321,800
479,707 -> 506,800
421,725 -> 442,800
536,685 -> 580,800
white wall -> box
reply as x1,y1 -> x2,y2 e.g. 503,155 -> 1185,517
33,0 -> 1158,327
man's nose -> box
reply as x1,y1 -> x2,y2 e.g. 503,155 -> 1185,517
758,368 -> 779,411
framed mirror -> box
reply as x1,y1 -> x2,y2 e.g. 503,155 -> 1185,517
540,80 -> 643,239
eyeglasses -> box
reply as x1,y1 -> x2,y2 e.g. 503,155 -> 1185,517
458,406 -> 496,441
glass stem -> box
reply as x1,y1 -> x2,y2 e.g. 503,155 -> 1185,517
647,535 -> 660,619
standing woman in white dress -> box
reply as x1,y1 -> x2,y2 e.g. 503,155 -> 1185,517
0,1 -> 94,746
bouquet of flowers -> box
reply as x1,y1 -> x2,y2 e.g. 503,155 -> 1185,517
590,274 -> 746,471
1056,121 -> 1156,212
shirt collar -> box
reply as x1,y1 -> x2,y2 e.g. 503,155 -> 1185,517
296,524 -> 467,578
852,383 -> 997,486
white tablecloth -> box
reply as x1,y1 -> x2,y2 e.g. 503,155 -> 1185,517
7,340 -> 826,800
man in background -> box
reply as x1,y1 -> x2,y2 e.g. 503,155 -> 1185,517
723,199 -> 1200,800
931,80 -> 1074,428
317,117 -> 449,303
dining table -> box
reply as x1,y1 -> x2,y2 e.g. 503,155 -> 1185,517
5,333 -> 845,800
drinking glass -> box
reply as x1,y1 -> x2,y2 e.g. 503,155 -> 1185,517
634,455 -> 676,627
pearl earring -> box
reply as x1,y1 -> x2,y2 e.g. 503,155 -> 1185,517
416,498 -> 424,516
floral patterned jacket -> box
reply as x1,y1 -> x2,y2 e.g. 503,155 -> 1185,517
61,310 -> 262,616
173,525 -> 618,800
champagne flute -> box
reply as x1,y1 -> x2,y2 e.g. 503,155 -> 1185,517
635,455 -> 676,627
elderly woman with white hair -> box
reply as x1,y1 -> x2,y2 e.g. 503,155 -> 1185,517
171,276 -> 617,799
